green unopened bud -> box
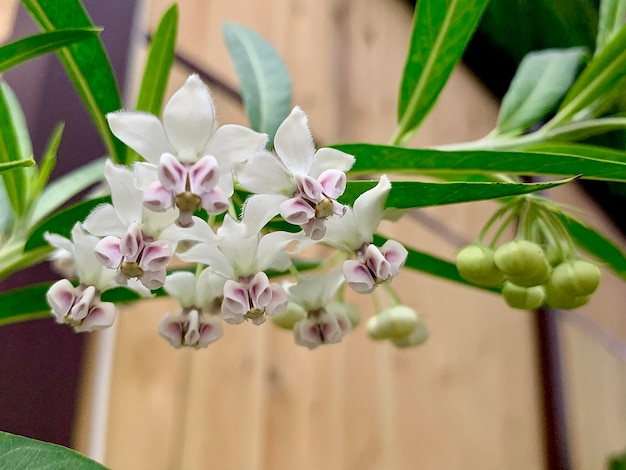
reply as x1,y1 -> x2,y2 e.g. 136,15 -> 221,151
545,240 -> 574,267
544,281 -> 590,310
551,260 -> 601,297
456,244 -> 505,287
391,320 -> 428,348
495,240 -> 550,286
271,302 -> 306,330
326,302 -> 360,329
502,282 -> 545,310
367,305 -> 419,340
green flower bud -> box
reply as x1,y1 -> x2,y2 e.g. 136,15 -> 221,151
545,240 -> 574,267
326,302 -> 360,329
456,244 -> 505,287
551,260 -> 601,297
494,240 -> 550,286
502,282 -> 545,310
544,281 -> 590,310
271,302 -> 306,330
391,320 -> 428,348
367,305 -> 419,340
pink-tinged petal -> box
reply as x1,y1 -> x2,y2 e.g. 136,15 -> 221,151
200,187 -> 229,215
237,152 -> 294,195
319,314 -> 344,344
94,236 -> 122,269
120,223 -> 144,261
222,280 -> 249,318
183,309 -> 201,346
295,174 -> 323,201
204,124 -> 268,168
47,279 -> 76,321
248,272 -> 272,309
274,107 -> 316,174
280,197 -> 315,225
158,313 -> 184,348
69,285 -> 97,323
189,155 -> 219,193
318,169 -> 346,199
293,319 -> 323,349
365,244 -> 391,281
158,153 -> 187,193
140,268 -> 167,289
140,240 -> 172,271
334,311 -> 352,336
163,75 -> 215,162
106,112 -> 174,165
331,200 -> 347,218
197,315 -> 223,348
164,271 -> 197,307
343,260 -> 375,294
265,284 -> 288,316
381,239 -> 408,276
77,301 -> 116,332
143,181 -> 174,212
309,147 -> 355,178
302,218 -> 326,241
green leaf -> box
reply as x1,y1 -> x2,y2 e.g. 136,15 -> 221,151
0,80 -> 32,217
22,0 -> 126,164
596,0 -> 626,54
136,4 -> 178,115
543,116 -> 626,141
29,123 -> 63,208
342,177 -> 574,210
497,47 -> 587,135
549,24 -> 626,128
557,212 -> 626,281
522,142 -> 626,163
0,28 -> 101,73
373,234 -> 498,293
223,22 -> 292,146
30,157 -> 105,224
334,143 -> 626,182
393,0 -> 490,145
0,158 -> 34,174
0,431 -> 108,469
25,195 -> 110,252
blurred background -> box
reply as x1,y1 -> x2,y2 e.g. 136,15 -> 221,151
1,0 -> 625,469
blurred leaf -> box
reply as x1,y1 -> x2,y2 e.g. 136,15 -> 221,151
557,212 -> 626,281
25,195 -> 110,251
342,177 -> 574,209
0,158 -> 34,174
0,431 -> 108,469
30,157 -> 105,224
335,143 -> 626,182
0,28 -> 100,72
497,47 -> 586,135
223,22 -> 292,146
0,80 -> 32,217
136,4 -> 178,115
596,0 -> 626,54
29,123 -> 63,208
394,0 -> 490,145
543,116 -> 626,141
22,0 -> 126,164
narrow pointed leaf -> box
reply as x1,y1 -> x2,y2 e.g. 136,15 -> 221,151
0,431 -> 109,469
30,123 -> 63,206
393,0 -> 490,145
543,116 -> 626,142
22,0 -> 126,164
0,28 -> 101,72
497,47 -> 586,135
0,158 -> 34,174
334,143 -> 626,182
596,0 -> 626,54
522,142 -> 626,163
25,195 -> 110,252
223,22 -> 292,146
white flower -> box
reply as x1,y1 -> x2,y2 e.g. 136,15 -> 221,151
323,175 -> 408,293
107,74 -> 267,225
237,107 -> 355,240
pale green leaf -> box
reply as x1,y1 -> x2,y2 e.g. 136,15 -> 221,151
596,0 -> 626,54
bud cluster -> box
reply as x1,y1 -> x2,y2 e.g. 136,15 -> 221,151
455,197 -> 601,310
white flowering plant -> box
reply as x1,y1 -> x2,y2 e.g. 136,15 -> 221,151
1,0 -> 626,465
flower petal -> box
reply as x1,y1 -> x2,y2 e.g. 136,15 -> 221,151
163,75 -> 216,162
204,124 -> 268,168
343,260 -> 375,293
189,155 -> 219,193
309,147 -> 355,178
106,112 -> 173,165
104,160 -> 144,226
158,153 -> 187,193
76,301 -> 117,332
274,107 -> 316,174
164,271 -> 198,307
47,279 -> 75,321
317,169 -> 346,199
354,174 -> 391,242
237,151 -> 294,195
158,313 -> 184,348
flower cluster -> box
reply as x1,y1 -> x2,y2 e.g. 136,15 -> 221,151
45,75 -> 414,350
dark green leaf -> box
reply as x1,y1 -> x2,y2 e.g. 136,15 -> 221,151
22,0 -> 126,164
393,0 -> 490,145
557,212 -> 626,281
522,142 -> 626,162
223,22 -> 292,146
136,4 -> 178,115
25,195 -> 110,252
0,431 -> 108,469
0,28 -> 101,73
334,143 -> 626,182
342,177 -> 574,209
497,47 -> 586,135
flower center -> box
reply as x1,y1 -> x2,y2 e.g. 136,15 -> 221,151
315,198 -> 334,219
175,191 -> 202,213
120,260 -> 144,278
245,308 -> 265,321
